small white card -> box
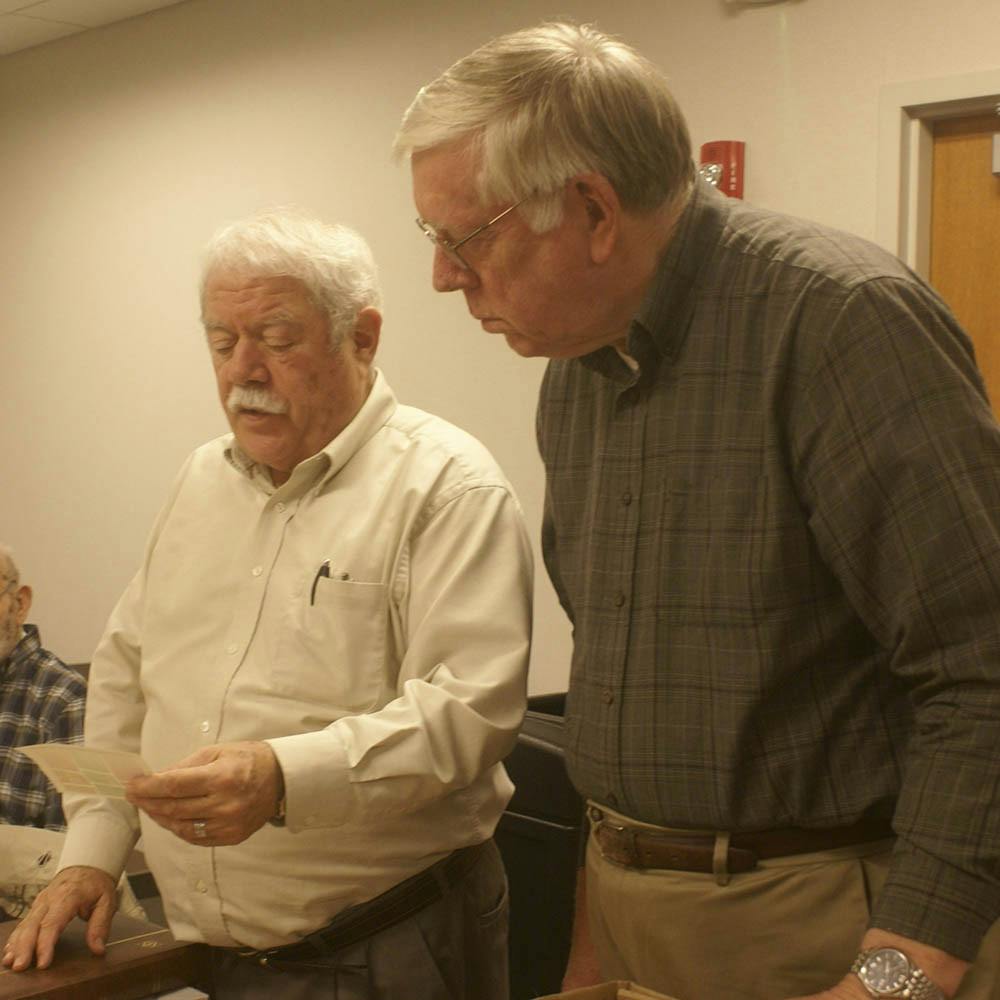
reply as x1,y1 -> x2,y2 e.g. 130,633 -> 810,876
17,744 -> 150,799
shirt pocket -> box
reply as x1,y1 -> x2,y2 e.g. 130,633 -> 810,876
275,576 -> 388,714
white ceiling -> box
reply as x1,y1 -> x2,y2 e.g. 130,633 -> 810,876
0,0 -> 187,56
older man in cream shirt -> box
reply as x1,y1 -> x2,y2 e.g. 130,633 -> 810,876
4,212 -> 532,1000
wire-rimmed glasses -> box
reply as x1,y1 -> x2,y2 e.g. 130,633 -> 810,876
415,198 -> 525,270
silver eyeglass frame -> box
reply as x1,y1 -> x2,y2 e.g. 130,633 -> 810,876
415,198 -> 525,270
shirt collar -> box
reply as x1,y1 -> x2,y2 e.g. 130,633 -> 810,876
637,178 -> 734,355
224,368 -> 398,497
1,622 -> 39,677
580,178 -> 733,382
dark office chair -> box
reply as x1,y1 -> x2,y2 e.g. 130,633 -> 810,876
496,693 -> 585,1000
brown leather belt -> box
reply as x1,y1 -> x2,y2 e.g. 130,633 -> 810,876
591,809 -> 894,874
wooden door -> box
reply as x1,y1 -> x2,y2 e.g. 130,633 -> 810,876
930,112 -> 1000,414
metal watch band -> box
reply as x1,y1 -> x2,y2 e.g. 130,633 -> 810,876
906,968 -> 947,1000
851,948 -> 947,1000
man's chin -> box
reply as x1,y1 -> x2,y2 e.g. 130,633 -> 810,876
231,422 -> 280,459
501,331 -> 549,359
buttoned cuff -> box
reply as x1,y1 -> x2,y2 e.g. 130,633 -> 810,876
57,798 -> 138,881
266,729 -> 353,831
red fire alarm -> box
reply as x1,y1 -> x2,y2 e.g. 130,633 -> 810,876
698,140 -> 745,199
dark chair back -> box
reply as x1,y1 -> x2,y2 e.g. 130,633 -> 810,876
496,693 -> 585,1000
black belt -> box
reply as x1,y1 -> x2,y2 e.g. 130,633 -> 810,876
236,841 -> 487,968
591,807 -> 894,874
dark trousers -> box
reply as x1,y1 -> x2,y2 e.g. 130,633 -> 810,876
209,839 -> 509,1000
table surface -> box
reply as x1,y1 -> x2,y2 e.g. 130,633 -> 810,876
0,912 -> 208,1000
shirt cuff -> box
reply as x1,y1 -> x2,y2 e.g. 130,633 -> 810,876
871,841 -> 1000,960
266,729 -> 353,831
57,798 -> 138,881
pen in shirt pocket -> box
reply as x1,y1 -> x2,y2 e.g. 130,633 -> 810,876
309,560 -> 351,604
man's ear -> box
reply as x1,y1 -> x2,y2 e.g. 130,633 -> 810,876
349,307 -> 382,363
13,585 -> 32,629
572,173 -> 621,265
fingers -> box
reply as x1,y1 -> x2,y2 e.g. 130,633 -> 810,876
83,889 -> 117,957
167,745 -> 223,770
127,787 -> 213,823
168,814 -> 254,848
136,798 -> 254,847
2,867 -> 116,972
3,897 -> 51,971
126,741 -> 282,847
126,746 -> 245,805
127,765 -> 214,801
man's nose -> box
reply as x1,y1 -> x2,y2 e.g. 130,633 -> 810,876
228,339 -> 269,382
432,247 -> 479,293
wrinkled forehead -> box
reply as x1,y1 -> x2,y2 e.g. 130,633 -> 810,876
200,269 -> 314,322
412,139 -> 490,224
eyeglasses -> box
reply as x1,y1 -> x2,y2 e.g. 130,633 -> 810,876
415,199 -> 525,271
0,579 -> 16,602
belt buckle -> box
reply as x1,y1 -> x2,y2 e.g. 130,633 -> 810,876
237,946 -> 279,968
594,817 -> 643,869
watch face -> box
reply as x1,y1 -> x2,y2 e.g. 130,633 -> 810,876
861,949 -> 911,993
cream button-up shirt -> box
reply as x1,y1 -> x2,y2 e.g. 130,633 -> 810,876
59,372 -> 532,948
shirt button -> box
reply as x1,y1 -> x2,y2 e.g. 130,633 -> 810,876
275,502 -> 286,513
226,643 -> 238,655
195,880 -> 208,893
621,491 -> 633,506
601,689 -> 615,705
614,592 -> 627,608
252,565 -> 263,577
200,720 -> 211,733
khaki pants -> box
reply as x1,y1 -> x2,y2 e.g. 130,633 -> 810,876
586,807 -> 999,1000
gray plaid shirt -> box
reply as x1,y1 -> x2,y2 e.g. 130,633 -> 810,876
538,180 -> 1000,959
0,624 -> 85,830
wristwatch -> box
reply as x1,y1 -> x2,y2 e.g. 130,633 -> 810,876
851,947 -> 946,999
267,792 -> 286,828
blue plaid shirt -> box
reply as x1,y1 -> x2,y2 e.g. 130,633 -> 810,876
0,624 -> 86,830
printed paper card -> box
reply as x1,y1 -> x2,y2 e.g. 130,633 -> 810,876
17,744 -> 150,799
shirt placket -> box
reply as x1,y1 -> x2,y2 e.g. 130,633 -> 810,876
185,489 -> 299,941
599,383 -> 646,812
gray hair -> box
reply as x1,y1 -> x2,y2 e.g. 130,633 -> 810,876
200,211 -> 381,347
394,21 -> 695,232
0,544 -> 18,585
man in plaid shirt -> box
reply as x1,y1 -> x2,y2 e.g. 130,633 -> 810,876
0,545 -> 86,832
397,21 -> 1000,1000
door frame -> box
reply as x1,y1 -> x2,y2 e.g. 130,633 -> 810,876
876,69 -> 1000,277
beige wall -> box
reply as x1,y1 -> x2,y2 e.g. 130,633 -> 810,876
1,0 -> 998,692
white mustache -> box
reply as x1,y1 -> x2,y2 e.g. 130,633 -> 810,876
226,386 -> 288,415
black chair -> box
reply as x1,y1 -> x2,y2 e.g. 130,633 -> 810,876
496,693 -> 585,1000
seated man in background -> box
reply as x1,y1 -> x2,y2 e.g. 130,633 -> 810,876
4,212 -> 532,1000
0,543 -> 86,831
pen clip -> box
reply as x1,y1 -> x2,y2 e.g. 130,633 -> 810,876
309,559 -> 331,606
